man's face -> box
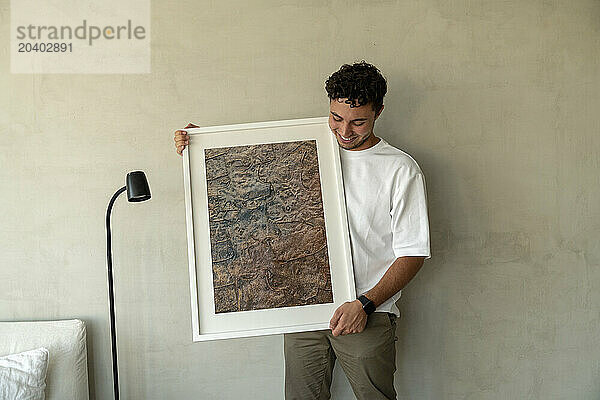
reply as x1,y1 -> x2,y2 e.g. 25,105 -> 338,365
328,98 -> 384,151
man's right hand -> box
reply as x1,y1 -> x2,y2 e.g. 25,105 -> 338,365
174,122 -> 199,155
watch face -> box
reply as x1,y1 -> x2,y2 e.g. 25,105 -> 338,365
358,295 -> 369,306
359,295 -> 375,315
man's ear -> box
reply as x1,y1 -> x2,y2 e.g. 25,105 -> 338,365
374,104 -> 385,120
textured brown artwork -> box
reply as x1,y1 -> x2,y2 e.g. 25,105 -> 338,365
204,140 -> 333,313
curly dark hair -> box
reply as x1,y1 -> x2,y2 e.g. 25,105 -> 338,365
325,61 -> 387,112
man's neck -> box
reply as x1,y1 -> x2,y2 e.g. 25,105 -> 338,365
348,135 -> 381,151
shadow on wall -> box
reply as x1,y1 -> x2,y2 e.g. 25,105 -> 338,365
381,75 -> 536,398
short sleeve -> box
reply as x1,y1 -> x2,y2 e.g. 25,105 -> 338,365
390,169 -> 431,259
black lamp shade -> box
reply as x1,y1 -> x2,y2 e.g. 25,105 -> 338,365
126,171 -> 151,202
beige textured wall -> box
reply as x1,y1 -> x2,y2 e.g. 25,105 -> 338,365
1,1 -> 599,399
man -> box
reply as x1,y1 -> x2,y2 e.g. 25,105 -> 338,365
174,61 -> 431,400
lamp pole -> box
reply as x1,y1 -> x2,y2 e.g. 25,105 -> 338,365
105,186 -> 126,400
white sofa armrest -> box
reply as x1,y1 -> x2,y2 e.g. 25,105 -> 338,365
0,319 -> 89,400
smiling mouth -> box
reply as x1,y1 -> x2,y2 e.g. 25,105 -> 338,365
337,133 -> 356,143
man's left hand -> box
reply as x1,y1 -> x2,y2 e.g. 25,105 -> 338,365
329,300 -> 367,336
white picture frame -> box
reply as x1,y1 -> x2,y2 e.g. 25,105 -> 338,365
182,117 -> 355,341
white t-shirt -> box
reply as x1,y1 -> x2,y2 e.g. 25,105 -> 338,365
339,137 -> 431,316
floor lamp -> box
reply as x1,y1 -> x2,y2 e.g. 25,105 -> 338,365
105,171 -> 151,400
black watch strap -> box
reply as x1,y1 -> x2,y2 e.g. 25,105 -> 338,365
358,295 -> 376,315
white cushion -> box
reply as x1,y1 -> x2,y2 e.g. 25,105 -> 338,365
0,347 -> 49,400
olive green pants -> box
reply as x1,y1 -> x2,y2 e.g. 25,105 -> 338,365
284,312 -> 398,400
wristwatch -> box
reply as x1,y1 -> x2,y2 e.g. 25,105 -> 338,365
357,295 -> 376,315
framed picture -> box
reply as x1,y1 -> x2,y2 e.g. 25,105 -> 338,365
182,117 -> 355,341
